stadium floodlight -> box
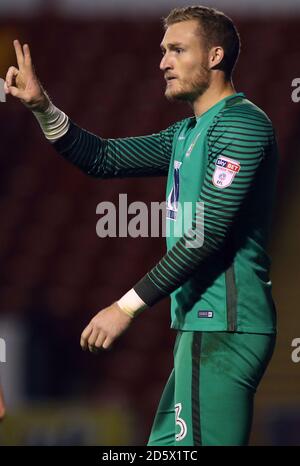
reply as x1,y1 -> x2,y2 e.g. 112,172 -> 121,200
0,79 -> 6,102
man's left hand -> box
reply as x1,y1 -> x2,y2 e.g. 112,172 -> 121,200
80,302 -> 132,352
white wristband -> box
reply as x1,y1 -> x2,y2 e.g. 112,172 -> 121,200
117,289 -> 148,318
33,102 -> 70,142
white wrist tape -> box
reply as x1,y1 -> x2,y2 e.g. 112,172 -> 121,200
33,102 -> 70,142
117,288 -> 148,318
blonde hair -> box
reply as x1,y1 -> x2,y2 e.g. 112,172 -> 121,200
163,6 -> 240,79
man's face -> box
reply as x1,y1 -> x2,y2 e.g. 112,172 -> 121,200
160,20 -> 210,102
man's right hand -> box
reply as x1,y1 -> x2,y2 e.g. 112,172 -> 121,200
4,39 -> 50,112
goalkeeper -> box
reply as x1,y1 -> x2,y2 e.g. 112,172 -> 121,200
4,6 -> 278,446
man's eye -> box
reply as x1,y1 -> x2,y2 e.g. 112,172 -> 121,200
175,48 -> 183,54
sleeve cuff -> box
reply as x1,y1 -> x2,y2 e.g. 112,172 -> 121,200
52,120 -> 80,152
133,274 -> 166,307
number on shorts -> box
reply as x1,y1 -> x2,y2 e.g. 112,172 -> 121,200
175,402 -> 187,441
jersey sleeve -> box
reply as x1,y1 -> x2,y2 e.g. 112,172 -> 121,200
52,120 -> 183,178
133,109 -> 277,306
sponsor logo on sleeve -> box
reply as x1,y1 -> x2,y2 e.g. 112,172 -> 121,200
212,156 -> 240,189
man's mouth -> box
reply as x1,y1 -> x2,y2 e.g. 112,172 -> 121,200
165,76 -> 177,82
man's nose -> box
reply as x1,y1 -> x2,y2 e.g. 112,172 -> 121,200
160,54 -> 172,71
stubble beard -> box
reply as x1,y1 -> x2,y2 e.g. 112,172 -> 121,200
165,63 -> 211,103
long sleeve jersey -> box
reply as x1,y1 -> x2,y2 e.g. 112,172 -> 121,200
53,93 -> 278,333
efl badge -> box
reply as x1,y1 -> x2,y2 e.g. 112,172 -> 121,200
212,156 -> 240,188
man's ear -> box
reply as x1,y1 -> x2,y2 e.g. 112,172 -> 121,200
208,46 -> 225,70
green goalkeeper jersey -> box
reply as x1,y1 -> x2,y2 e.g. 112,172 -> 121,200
53,92 -> 278,334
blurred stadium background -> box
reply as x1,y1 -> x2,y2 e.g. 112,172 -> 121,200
0,0 -> 299,446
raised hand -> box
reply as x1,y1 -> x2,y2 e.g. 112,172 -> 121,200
4,40 -> 49,112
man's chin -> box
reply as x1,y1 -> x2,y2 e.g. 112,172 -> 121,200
165,89 -> 191,102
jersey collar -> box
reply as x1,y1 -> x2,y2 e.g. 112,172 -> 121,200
195,92 -> 245,121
